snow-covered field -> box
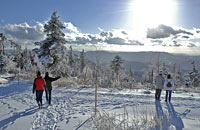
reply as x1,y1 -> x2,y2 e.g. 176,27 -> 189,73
0,79 -> 200,130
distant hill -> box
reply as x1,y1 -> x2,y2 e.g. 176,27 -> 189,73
85,51 -> 200,80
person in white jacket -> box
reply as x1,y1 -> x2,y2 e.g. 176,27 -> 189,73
155,71 -> 165,100
164,74 -> 175,102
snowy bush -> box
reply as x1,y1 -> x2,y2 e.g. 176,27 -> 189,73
91,106 -> 170,130
53,77 -> 78,88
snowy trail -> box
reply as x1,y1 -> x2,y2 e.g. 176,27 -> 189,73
0,80 -> 200,130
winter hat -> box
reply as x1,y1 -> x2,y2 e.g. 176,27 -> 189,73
167,74 -> 171,79
37,71 -> 41,76
45,72 -> 49,77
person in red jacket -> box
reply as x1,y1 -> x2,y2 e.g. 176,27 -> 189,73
33,71 -> 46,109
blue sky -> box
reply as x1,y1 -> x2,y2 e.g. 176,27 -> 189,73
0,0 -> 130,33
1,0 -> 200,54
1,0 -> 200,32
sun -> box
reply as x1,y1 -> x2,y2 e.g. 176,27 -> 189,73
128,0 -> 176,35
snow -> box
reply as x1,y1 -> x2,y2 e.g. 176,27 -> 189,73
0,79 -> 200,130
49,42 -> 58,50
39,55 -> 53,63
0,77 -> 8,84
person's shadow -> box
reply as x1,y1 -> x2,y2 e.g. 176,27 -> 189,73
155,101 -> 169,130
166,102 -> 184,130
0,107 -> 38,129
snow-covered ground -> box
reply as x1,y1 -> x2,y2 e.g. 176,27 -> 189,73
0,79 -> 200,130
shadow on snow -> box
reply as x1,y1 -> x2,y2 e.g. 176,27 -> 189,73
0,107 -> 38,129
155,101 -> 185,130
0,81 -> 31,98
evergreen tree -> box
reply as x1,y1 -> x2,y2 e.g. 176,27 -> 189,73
0,55 -> 5,72
0,33 -> 7,55
110,55 -> 124,79
35,11 -> 66,68
0,33 -> 7,72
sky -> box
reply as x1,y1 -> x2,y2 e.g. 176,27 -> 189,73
1,0 -> 200,55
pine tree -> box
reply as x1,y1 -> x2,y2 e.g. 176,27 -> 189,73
36,11 -> 66,67
0,55 -> 5,72
0,33 -> 7,55
110,55 -> 124,76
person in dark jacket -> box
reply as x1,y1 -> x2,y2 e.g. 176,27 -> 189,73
44,72 -> 60,105
33,71 -> 46,109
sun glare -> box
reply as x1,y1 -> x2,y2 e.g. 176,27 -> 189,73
128,0 -> 176,35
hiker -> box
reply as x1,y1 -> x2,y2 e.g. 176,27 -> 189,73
155,71 -> 165,100
164,74 -> 175,102
44,72 -> 60,105
33,71 -> 46,109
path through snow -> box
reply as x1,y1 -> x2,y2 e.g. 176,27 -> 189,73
0,80 -> 200,130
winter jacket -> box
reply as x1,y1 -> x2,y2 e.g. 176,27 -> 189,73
155,75 -> 165,89
164,79 -> 175,91
44,76 -> 60,90
33,75 -> 46,93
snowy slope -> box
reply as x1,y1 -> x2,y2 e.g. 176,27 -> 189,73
0,80 -> 200,130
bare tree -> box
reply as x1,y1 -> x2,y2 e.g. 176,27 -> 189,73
155,52 -> 161,73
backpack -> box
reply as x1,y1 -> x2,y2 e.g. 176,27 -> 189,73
167,81 -> 172,88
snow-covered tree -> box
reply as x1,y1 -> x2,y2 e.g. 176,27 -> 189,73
189,61 -> 200,87
110,55 -> 124,87
162,62 -> 168,75
9,40 -> 23,69
0,33 -> 7,55
191,61 -> 198,73
128,68 -> 134,81
0,55 -> 5,72
34,11 -> 67,75
110,55 -> 124,77
0,33 -> 7,72
22,48 -> 32,71
80,49 -> 86,72
172,63 -> 176,74
68,46 -> 74,67
155,53 -> 161,73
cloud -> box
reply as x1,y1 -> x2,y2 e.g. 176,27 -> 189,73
144,24 -> 200,48
105,37 -> 126,45
63,22 -> 79,33
1,21 -> 200,51
188,43 -> 197,47
0,22 -> 45,47
147,24 -> 193,39
66,27 -> 144,46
